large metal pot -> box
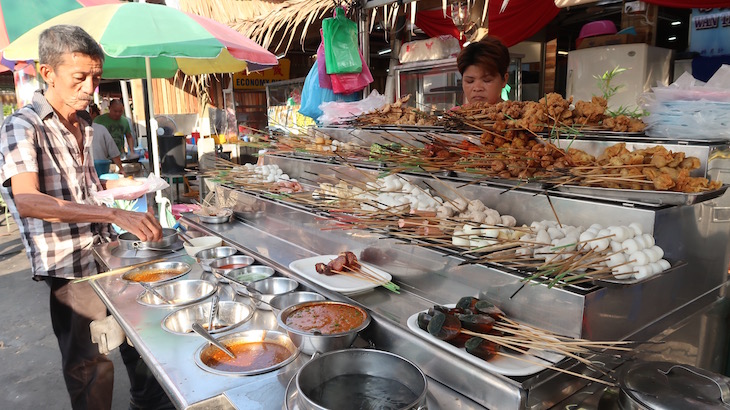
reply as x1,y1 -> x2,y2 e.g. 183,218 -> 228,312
295,349 -> 428,410
617,361 -> 730,410
118,228 -> 178,251
277,301 -> 370,355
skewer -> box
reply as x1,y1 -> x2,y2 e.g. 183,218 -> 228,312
72,258 -> 167,283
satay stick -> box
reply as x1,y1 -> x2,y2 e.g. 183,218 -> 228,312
72,258 -> 167,283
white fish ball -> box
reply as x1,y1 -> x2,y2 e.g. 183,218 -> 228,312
621,238 -> 639,254
634,265 -> 653,280
658,259 -> 671,271
641,234 -> 655,248
579,231 -> 596,243
589,224 -> 604,231
608,226 -> 628,242
629,251 -> 649,266
472,213 -> 487,224
606,253 -> 627,268
613,265 -> 634,280
649,262 -> 664,275
610,241 -> 624,253
629,222 -> 643,236
536,229 -> 551,245
586,228 -> 599,236
547,227 -> 565,240
597,229 -> 611,239
500,215 -> 517,227
649,245 -> 664,261
591,238 -> 610,252
484,214 -> 501,226
634,236 -> 647,250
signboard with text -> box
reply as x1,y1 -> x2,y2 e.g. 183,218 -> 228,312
233,59 -> 291,90
690,8 -> 730,57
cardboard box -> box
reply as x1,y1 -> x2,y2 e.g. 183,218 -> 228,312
577,34 -> 641,49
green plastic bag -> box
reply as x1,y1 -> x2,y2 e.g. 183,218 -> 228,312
322,7 -> 362,74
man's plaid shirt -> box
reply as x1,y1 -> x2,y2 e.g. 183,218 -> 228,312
0,90 -> 105,280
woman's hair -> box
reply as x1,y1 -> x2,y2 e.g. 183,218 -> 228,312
456,37 -> 510,77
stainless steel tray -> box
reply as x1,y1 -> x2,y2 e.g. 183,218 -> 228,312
553,184 -> 729,206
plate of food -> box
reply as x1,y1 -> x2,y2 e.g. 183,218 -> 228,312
406,304 -> 564,377
288,252 -> 394,296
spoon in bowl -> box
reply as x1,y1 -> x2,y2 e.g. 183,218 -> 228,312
192,323 -> 235,358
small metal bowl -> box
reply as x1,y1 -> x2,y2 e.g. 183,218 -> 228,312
196,208 -> 233,224
225,265 -> 275,295
122,261 -> 190,284
161,301 -> 254,335
195,246 -> 238,272
210,255 -> 255,283
269,291 -> 326,317
246,277 -> 299,311
137,279 -> 217,308
194,329 -> 299,376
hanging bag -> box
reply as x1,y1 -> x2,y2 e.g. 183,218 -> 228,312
322,7 -> 362,74
330,49 -> 373,94
300,60 -> 358,121
317,29 -> 333,90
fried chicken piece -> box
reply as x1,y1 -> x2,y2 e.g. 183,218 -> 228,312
567,148 -> 595,166
643,166 -> 661,180
539,93 -> 573,122
573,96 -> 607,124
679,157 -> 701,170
650,148 -> 674,168
597,143 -> 629,163
667,151 -> 686,168
652,173 -> 675,190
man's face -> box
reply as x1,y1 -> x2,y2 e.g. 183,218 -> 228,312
43,52 -> 102,112
109,103 -> 123,120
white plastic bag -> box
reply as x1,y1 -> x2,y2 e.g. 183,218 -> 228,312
94,173 -> 170,206
398,35 -> 461,64
318,90 -> 388,125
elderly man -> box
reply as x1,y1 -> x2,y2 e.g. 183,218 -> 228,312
0,25 -> 170,409
94,99 -> 135,154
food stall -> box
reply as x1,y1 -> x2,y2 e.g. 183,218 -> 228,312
91,103 -> 730,408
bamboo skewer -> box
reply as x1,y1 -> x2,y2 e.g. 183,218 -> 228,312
72,258 -> 167,283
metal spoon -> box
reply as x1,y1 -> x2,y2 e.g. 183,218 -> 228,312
191,322 -> 236,358
140,282 -> 171,304
177,231 -> 194,246
207,295 -> 220,331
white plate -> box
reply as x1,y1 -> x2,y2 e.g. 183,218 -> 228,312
406,306 -> 564,377
288,255 -> 392,295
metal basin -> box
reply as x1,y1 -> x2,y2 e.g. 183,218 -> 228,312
196,208 -> 232,224
122,261 -> 190,284
137,279 -> 217,308
246,277 -> 298,311
161,301 -> 255,335
195,246 -> 238,272
225,265 -> 275,295
277,301 -> 370,355
118,228 -> 179,250
296,349 -> 428,410
269,291 -> 326,317
210,255 -> 255,283
194,330 -> 299,376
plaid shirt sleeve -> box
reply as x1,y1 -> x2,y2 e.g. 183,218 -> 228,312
0,113 -> 40,187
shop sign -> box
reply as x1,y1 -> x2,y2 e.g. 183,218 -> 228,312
233,59 -> 290,90
690,8 -> 730,57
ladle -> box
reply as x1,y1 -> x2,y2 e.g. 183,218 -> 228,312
140,282 -> 171,304
207,295 -> 220,331
191,323 -> 236,358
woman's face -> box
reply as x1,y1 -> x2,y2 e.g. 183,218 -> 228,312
462,65 -> 508,104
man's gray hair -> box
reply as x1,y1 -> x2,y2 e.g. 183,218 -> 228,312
39,25 -> 105,68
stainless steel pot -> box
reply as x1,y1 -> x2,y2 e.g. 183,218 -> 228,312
277,301 -> 370,355
295,349 -> 428,410
618,361 -> 730,410
118,228 -> 178,251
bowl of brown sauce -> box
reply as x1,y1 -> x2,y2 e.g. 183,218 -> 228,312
194,329 -> 299,376
122,261 -> 190,284
277,301 -> 370,355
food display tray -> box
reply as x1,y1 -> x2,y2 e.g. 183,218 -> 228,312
406,305 -> 563,377
288,255 -> 393,296
552,184 -> 729,206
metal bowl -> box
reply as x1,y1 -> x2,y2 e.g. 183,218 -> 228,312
183,236 -> 223,257
137,279 -> 217,308
161,301 -> 254,335
194,329 -> 299,376
122,261 -> 190,284
277,301 -> 370,355
296,349 -> 427,410
196,208 -> 233,224
210,255 -> 255,283
225,265 -> 275,295
246,277 -> 299,311
195,246 -> 238,272
269,291 -> 326,317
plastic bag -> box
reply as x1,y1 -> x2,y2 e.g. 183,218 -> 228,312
322,7 -> 362,74
330,48 -> 373,94
93,173 -> 170,205
318,90 -> 388,125
300,60 -> 359,121
317,31 -> 333,90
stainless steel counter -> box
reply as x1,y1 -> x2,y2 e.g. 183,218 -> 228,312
92,241 -> 482,409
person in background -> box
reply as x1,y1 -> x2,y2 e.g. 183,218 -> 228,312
0,25 -> 171,409
94,98 -> 135,155
89,103 -> 124,175
456,36 -> 510,105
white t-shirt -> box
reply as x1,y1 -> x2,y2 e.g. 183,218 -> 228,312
91,122 -> 121,161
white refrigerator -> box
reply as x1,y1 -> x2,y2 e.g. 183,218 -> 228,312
567,44 -> 673,111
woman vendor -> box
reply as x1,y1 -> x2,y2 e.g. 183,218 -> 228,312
456,37 -> 510,105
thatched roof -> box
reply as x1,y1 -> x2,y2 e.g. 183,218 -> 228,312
179,0 -> 335,53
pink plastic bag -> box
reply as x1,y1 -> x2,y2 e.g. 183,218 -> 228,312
330,49 -> 373,94
317,30 -> 333,89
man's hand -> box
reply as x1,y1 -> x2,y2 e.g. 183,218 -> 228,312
112,209 -> 162,241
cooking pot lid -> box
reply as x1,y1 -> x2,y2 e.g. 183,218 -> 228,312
620,361 -> 730,410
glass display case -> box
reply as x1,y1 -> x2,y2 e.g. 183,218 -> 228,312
395,56 -> 523,115
265,77 -> 315,134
